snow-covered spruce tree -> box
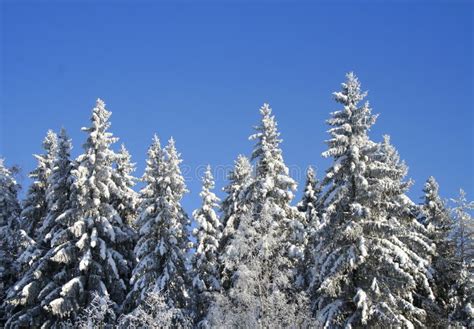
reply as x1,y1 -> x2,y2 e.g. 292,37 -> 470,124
21,130 -> 58,239
219,154 -> 253,290
449,189 -> 474,327
3,129 -> 74,325
297,166 -> 322,230
39,128 -> 74,245
126,136 -> 191,324
311,73 -> 434,328
5,99 -> 135,327
246,103 -> 303,276
191,165 -> 222,327
0,158 -> 24,323
210,103 -> 309,326
65,98 -> 135,317
111,144 -> 138,227
296,166 -> 323,290
418,177 -> 457,320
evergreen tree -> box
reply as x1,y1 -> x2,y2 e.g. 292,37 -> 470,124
449,189 -> 474,327
418,176 -> 456,321
311,73 -> 434,328
297,166 -> 322,230
2,130 -> 73,327
4,99 -> 134,326
210,103 -> 308,326
126,136 -> 191,323
111,144 -> 138,227
4,129 -> 74,322
21,130 -> 57,239
219,154 -> 253,290
296,166 -> 322,289
40,128 -> 74,244
0,158 -> 23,323
191,165 -> 222,327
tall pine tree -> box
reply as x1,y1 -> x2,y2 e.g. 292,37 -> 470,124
419,176 -> 456,322
311,73 -> 434,328
191,165 -> 222,327
126,136 -> 191,323
21,130 -> 57,239
5,99 -> 135,326
210,103 -> 309,327
3,129 -> 74,327
40,128 -> 74,244
219,154 -> 253,290
111,144 -> 138,227
449,189 -> 474,327
0,159 -> 23,324
296,166 -> 322,289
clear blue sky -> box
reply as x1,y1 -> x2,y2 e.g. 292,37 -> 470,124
1,0 -> 472,215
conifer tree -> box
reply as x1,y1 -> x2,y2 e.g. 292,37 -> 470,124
21,130 -> 57,239
4,99 -> 135,326
296,166 -> 322,289
40,128 -> 74,244
210,103 -> 309,326
2,130 -> 73,327
191,165 -> 222,327
111,144 -> 138,227
219,155 -> 253,290
311,73 -> 434,328
0,159 -> 23,323
418,177 -> 456,320
297,166 -> 322,230
5,129 -> 74,315
126,136 -> 191,323
449,189 -> 474,327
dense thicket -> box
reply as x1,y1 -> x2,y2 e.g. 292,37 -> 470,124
1,74 -> 472,328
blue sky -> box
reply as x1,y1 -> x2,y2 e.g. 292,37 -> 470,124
1,0 -> 472,214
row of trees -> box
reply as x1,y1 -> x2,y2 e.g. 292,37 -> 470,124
0,73 -> 472,328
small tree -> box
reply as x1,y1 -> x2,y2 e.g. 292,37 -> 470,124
21,130 -> 57,239
191,166 -> 222,327
296,166 -> 322,289
111,144 -> 138,227
449,189 -> 474,327
418,177 -> 456,321
219,155 -> 253,290
0,158 -> 24,324
40,128 -> 74,244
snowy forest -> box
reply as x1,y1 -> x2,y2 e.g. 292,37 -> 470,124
0,73 -> 472,329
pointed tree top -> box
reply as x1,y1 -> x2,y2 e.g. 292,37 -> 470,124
424,176 -> 439,194
166,137 -> 176,151
96,98 -> 105,108
202,165 -> 215,191
165,137 -> 181,164
260,102 -> 272,116
333,72 -> 368,106
152,133 -> 161,145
